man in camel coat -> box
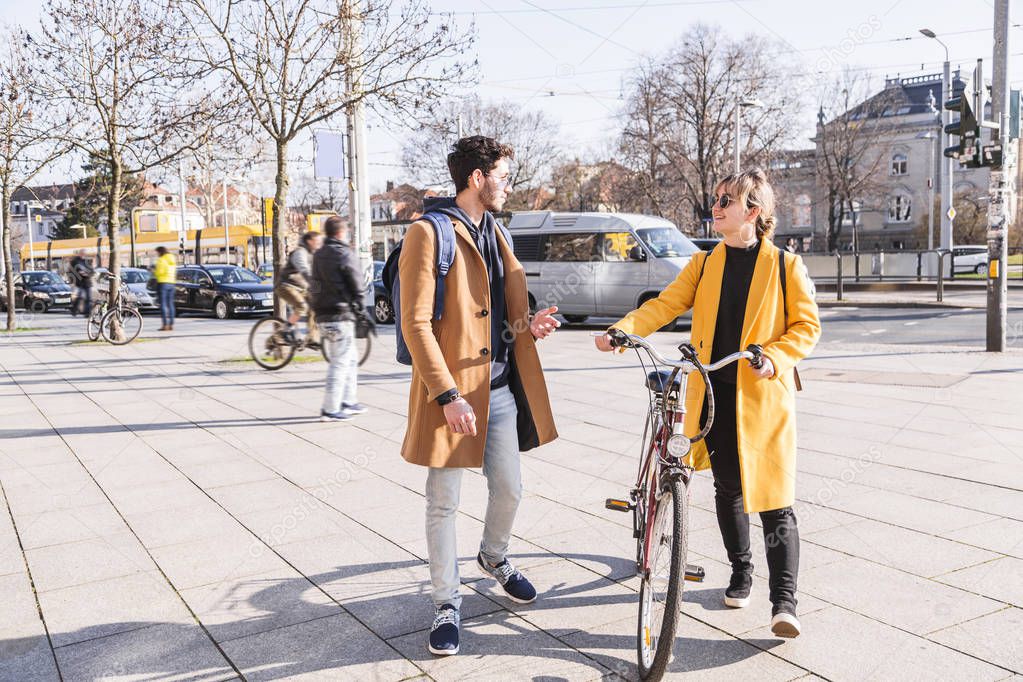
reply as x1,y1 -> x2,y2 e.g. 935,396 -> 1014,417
398,136 -> 560,656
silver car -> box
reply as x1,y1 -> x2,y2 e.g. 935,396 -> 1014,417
508,212 -> 699,325
95,267 -> 159,310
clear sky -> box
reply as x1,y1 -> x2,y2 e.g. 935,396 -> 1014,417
4,0 -> 1021,194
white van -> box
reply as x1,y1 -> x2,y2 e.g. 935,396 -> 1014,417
507,211 -> 700,324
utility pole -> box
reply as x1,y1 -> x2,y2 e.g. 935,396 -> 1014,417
988,0 -> 1014,352
344,0 -> 373,298
177,158 -> 188,266
26,203 -> 35,270
222,177 -> 230,263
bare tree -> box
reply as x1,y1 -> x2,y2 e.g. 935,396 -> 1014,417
34,0 -> 221,337
548,158 -> 633,213
177,0 -> 473,313
618,24 -> 801,232
401,96 -> 561,207
0,36 -> 67,331
814,72 -> 897,252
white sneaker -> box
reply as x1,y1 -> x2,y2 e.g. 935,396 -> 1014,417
770,610 -> 801,638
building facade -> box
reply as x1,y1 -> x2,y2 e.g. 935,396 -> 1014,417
772,71 -> 1014,252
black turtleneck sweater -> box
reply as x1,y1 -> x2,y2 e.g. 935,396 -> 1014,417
710,241 -> 761,384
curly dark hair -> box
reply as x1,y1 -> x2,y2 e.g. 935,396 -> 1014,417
447,135 -> 515,193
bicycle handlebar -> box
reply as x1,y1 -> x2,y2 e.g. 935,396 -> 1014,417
602,330 -> 762,374
597,329 -> 766,447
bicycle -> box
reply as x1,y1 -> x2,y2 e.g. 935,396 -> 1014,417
248,313 -> 372,370
599,329 -> 763,681
99,292 -> 143,346
87,276 -> 142,345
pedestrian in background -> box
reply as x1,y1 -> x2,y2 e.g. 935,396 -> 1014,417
277,231 -> 323,347
310,216 -> 365,421
154,246 -> 177,332
69,249 -> 94,317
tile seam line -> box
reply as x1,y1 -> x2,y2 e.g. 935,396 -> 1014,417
46,348 -> 435,679
4,349 -> 250,680
0,477 -> 64,682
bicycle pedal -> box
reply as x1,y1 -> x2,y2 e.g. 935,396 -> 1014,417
605,498 -> 634,513
684,564 -> 706,582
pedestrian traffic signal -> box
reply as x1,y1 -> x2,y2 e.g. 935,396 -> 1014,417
945,79 -> 981,167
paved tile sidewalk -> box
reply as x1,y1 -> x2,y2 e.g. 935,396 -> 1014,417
1,316 -> 1022,680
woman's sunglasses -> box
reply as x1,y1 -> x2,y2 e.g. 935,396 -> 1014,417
716,194 -> 749,210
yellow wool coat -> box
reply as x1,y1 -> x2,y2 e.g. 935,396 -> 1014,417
611,239 -> 821,513
398,216 -> 558,468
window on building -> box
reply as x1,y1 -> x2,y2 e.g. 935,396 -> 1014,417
890,153 -> 908,176
888,194 -> 912,222
793,195 -> 812,228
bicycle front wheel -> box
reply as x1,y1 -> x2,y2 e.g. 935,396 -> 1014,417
637,473 -> 689,681
101,307 -> 143,345
250,317 -> 296,370
86,304 -> 105,341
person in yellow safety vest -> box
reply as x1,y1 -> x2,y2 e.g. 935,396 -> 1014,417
154,246 -> 177,331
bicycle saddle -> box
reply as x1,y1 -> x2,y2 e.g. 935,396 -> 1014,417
646,370 -> 681,393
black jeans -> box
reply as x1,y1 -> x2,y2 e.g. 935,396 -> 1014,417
704,379 -> 799,610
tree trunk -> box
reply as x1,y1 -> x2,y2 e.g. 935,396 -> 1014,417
272,140 -> 290,318
2,187 -> 16,332
107,156 -> 125,342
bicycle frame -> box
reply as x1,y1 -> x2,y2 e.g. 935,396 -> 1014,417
635,373 -> 692,576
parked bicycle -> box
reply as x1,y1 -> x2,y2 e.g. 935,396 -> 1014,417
87,275 -> 143,345
248,315 -> 372,370
599,329 -> 763,681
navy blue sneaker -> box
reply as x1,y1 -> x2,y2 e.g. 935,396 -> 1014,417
319,409 -> 350,422
477,552 -> 537,604
342,402 -> 367,415
428,604 -> 459,655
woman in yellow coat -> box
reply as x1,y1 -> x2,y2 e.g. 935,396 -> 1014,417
595,169 -> 821,638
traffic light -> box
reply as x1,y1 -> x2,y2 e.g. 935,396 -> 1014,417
944,77 -> 982,167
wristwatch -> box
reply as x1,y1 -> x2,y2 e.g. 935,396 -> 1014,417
436,388 -> 461,406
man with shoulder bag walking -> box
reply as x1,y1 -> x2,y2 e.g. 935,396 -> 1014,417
310,216 -> 367,422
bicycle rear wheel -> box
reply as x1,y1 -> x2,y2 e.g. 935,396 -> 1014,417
637,473 -> 689,681
101,307 -> 143,345
320,331 -> 372,366
250,317 -> 296,370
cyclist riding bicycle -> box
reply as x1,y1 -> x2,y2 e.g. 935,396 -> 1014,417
595,168 -> 821,638
277,231 -> 323,347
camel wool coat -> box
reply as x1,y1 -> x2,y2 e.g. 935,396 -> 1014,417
611,239 -> 821,513
398,215 -> 558,468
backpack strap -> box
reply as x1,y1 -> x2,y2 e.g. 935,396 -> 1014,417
778,249 -> 788,327
778,249 -> 804,391
419,212 -> 457,320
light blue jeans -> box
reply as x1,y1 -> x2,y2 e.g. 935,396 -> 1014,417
320,320 -> 358,413
425,385 -> 521,609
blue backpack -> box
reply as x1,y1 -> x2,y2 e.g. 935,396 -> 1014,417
381,211 -> 457,365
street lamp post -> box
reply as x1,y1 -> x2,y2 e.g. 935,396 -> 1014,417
920,28 -> 954,256
734,99 -> 765,173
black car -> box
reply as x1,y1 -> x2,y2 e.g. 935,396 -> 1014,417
174,264 -> 274,319
1,271 -> 73,313
690,237 -> 722,251
372,260 -> 395,324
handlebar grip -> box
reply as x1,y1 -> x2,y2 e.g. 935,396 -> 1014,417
746,344 -> 764,369
607,328 -> 630,348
